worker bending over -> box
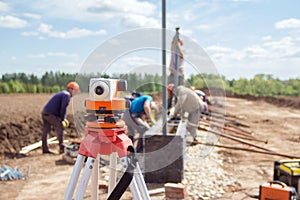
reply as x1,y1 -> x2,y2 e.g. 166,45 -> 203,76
41,82 -> 80,154
168,84 -> 204,143
191,87 -> 210,116
123,95 -> 157,152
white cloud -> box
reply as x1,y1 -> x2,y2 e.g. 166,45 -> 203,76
263,37 -> 300,57
205,45 -> 244,61
29,52 -> 78,58
21,31 -> 39,36
120,14 -> 160,28
206,45 -> 233,53
231,0 -> 257,2
29,0 -> 158,28
62,27 -> 107,38
206,36 -> 300,63
0,15 -> 28,28
195,24 -> 210,31
124,56 -> 155,66
35,23 -> 107,39
107,55 -> 158,74
204,34 -> 300,79
275,18 -> 300,29
86,0 -> 156,17
180,29 -> 193,37
0,1 -> 9,12
261,35 -> 272,41
59,61 -> 81,71
244,45 -> 268,58
33,61 -> 81,75
23,13 -> 41,20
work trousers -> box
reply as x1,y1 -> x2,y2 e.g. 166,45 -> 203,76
41,110 -> 64,152
186,109 -> 201,139
168,73 -> 184,86
168,74 -> 184,109
122,109 -> 149,152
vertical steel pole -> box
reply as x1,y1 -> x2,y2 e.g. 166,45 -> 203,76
174,28 -> 180,99
162,0 -> 167,135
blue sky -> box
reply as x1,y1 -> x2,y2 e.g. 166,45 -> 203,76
0,0 -> 299,80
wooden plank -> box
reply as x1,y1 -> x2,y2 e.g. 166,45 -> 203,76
148,188 -> 165,195
48,140 -> 69,144
19,137 -> 57,154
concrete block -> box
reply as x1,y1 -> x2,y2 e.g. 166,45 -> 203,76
144,135 -> 184,183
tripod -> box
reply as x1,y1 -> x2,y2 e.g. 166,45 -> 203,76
64,121 -> 151,200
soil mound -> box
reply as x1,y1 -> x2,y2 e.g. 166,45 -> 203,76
0,94 -> 78,157
0,114 -> 78,156
196,87 -> 300,109
226,91 -> 300,109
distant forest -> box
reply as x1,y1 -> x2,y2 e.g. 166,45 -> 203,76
0,71 -> 300,97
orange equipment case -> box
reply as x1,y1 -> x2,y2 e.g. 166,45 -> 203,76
259,181 -> 298,200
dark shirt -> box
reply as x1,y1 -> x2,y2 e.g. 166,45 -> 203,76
43,90 -> 71,120
130,95 -> 152,114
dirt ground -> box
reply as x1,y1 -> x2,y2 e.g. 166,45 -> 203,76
0,93 -> 300,199
215,97 -> 300,199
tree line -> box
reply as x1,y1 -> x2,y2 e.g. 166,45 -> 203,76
0,72 -> 299,97
0,72 -> 77,93
188,73 -> 300,97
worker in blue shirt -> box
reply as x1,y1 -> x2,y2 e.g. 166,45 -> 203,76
123,95 -> 157,152
41,82 -> 80,154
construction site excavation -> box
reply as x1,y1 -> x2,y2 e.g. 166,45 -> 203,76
1,92 -> 300,200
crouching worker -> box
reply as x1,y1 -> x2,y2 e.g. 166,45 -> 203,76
41,82 -> 80,154
168,84 -> 203,143
123,95 -> 157,152
193,88 -> 210,116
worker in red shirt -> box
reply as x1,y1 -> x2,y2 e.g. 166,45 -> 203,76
41,82 -> 80,154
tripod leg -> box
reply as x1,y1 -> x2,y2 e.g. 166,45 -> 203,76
91,154 -> 100,200
108,152 -> 118,195
134,162 -> 151,200
64,154 -> 85,200
121,158 -> 150,200
129,177 -> 143,200
75,157 -> 96,200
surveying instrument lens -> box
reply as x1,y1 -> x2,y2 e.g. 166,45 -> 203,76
95,86 -> 104,95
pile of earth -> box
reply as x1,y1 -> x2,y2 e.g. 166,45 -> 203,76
201,87 -> 300,110
226,92 -> 300,110
0,114 -> 78,156
0,94 -> 81,157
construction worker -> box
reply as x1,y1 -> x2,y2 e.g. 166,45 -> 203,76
168,35 -> 184,86
123,95 -> 157,152
41,82 -> 80,154
191,87 -> 210,116
168,32 -> 184,109
196,90 -> 210,115
168,84 -> 204,143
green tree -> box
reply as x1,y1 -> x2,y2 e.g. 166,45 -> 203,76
232,78 -> 252,94
8,80 -> 25,93
0,82 -> 10,93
